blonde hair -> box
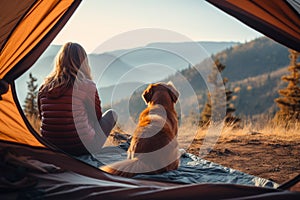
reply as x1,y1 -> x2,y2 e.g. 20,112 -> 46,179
40,42 -> 92,92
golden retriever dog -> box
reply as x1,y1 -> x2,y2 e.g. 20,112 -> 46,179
100,82 -> 180,177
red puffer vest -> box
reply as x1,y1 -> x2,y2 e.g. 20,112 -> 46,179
38,80 -> 102,156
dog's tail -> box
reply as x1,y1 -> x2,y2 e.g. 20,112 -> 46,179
100,157 -> 180,178
100,159 -> 142,178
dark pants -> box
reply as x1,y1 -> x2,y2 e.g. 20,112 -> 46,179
91,109 -> 118,153
99,109 -> 118,137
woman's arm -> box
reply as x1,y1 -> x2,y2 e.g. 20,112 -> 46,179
85,81 -> 102,121
94,88 -> 102,120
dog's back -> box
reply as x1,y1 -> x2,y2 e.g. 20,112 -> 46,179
128,104 -> 178,155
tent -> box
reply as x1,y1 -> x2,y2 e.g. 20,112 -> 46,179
206,0 -> 300,52
0,0 -> 300,199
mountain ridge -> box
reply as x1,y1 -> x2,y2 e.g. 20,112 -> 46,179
107,37 -> 290,126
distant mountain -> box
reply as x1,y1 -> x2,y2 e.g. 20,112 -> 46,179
108,37 -> 290,126
16,41 -> 239,104
99,82 -> 145,106
109,41 -> 240,71
215,37 -> 289,81
88,53 -> 138,87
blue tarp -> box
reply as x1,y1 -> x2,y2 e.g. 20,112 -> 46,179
77,142 -> 279,188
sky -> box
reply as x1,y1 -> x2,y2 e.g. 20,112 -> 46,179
52,0 -> 263,53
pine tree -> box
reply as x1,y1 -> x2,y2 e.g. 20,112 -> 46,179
23,73 -> 39,128
199,59 -> 240,127
274,49 -> 300,123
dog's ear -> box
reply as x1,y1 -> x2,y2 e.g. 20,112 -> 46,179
159,81 -> 179,103
166,81 -> 179,103
142,84 -> 154,104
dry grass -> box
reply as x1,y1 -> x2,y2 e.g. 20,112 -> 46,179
191,120 -> 300,145
186,118 -> 300,184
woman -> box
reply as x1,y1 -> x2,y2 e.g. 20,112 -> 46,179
38,42 -> 117,156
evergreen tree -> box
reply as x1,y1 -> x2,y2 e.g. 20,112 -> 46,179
23,73 -> 39,120
199,59 -> 240,127
274,49 -> 300,123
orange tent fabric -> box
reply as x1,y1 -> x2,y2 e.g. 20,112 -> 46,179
0,85 -> 40,145
207,0 -> 300,52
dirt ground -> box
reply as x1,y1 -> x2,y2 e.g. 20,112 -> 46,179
187,131 -> 300,184
107,125 -> 300,185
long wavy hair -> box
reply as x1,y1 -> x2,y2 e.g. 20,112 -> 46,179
40,42 -> 92,92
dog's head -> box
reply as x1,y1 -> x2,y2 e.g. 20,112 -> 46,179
142,81 -> 179,104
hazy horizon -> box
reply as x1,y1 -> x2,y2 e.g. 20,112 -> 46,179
52,0 -> 262,53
